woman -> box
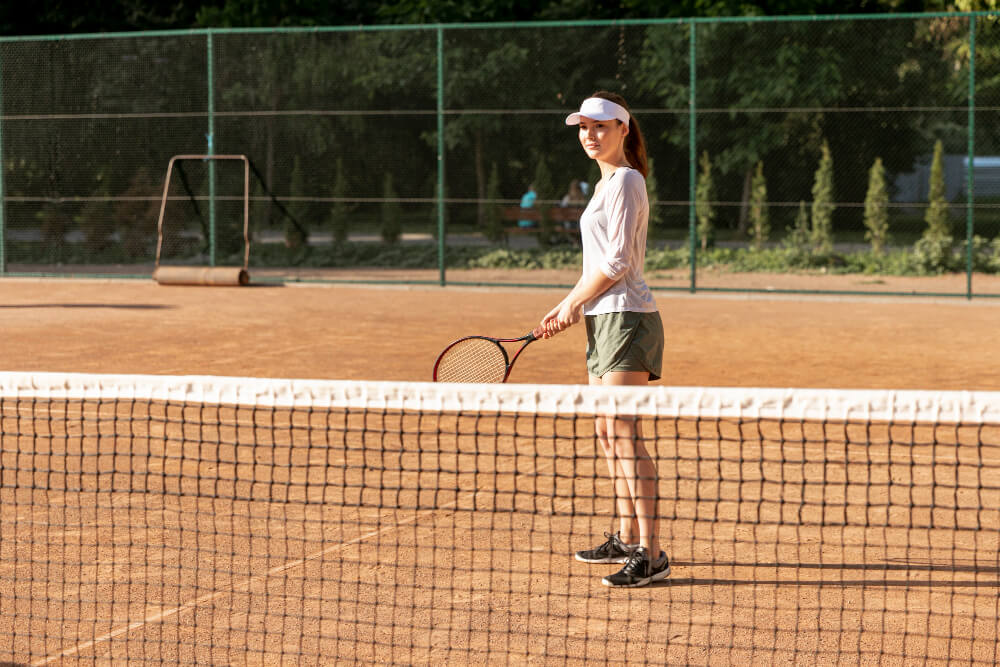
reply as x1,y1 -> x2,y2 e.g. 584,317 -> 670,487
539,91 -> 668,588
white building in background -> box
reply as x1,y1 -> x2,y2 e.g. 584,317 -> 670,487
965,156 -> 1000,197
893,154 -> 1000,209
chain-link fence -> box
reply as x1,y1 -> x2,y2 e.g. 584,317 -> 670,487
0,14 -> 997,296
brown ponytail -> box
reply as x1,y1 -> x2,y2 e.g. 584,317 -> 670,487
591,90 -> 648,178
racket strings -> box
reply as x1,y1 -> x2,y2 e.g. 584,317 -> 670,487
435,338 -> 508,383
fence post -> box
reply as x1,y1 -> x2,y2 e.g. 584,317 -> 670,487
436,26 -> 446,287
207,30 -> 217,267
688,21 -> 697,293
966,15 -> 976,300
0,45 -> 5,276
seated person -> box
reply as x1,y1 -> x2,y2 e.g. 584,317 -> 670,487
558,180 -> 587,229
518,184 -> 538,228
560,179 -> 587,207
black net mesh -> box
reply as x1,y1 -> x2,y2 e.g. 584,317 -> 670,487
1,374 -> 998,663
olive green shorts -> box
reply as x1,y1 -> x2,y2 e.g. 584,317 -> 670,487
585,311 -> 664,381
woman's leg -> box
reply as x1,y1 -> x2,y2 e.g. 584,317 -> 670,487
598,370 -> 659,558
590,374 -> 639,543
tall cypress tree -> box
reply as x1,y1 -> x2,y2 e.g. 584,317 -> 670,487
785,200 -> 811,253
646,157 -> 662,228
380,171 -> 401,244
695,151 -> 716,251
328,157 -> 349,244
285,156 -> 309,249
923,139 -> 951,243
863,157 -> 890,254
484,162 -> 504,243
749,161 -> 769,250
532,157 -> 555,246
811,140 -> 835,255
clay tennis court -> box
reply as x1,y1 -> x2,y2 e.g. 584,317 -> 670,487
1,275 -> 999,664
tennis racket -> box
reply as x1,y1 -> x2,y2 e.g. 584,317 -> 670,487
432,327 -> 543,383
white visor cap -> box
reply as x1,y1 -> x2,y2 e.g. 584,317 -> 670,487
564,97 -> 630,127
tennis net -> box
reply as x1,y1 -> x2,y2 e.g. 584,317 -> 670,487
1,372 -> 998,665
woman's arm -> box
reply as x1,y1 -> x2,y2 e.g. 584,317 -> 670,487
539,172 -> 644,338
539,269 -> 618,337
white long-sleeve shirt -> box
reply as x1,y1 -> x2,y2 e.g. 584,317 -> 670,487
580,167 -> 657,315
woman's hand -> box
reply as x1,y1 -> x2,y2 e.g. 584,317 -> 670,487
539,299 -> 582,338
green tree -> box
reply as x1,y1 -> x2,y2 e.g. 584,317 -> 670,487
380,171 -> 402,244
328,157 -> 349,244
695,151 -> 716,251
587,162 -> 602,196
639,18 -> 954,231
114,167 -> 160,259
646,157 -> 662,228
285,157 -> 309,249
863,157 -> 890,254
811,140 -> 835,255
923,139 -> 951,243
912,139 -> 954,271
484,162 -> 505,243
78,181 -> 114,254
748,161 -> 769,250
785,200 -> 811,253
532,157 -> 556,247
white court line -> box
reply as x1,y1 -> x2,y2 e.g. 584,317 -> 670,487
33,504 -> 454,665
27,420 -> 1000,663
35,452 -> 558,664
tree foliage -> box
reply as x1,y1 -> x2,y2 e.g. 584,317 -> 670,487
785,200 -> 811,253
381,171 -> 402,244
285,156 -> 309,249
328,157 -> 350,244
810,140 -> 834,255
0,0 -> 986,264
863,157 -> 890,254
0,0 -> 941,37
638,14 -> 957,236
645,157 -> 662,228
748,161 -> 769,250
695,151 -> 716,250
923,139 -> 951,242
484,162 -> 505,243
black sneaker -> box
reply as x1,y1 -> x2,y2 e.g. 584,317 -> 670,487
601,547 -> 670,588
574,532 -> 634,564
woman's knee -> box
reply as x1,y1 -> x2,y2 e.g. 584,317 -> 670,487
607,418 -> 640,459
594,418 -> 614,454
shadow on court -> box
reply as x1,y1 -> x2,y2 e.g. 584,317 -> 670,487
0,303 -> 171,309
653,558 -> 1000,588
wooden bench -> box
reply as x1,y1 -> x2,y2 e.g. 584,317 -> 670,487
547,206 -> 585,230
500,206 -> 584,245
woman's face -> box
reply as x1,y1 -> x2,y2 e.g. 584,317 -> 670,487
578,116 -> 627,163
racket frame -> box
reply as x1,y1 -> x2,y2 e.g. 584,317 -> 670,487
432,330 -> 538,383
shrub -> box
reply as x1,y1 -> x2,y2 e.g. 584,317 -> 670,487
328,157 -> 349,244
811,140 -> 835,255
380,171 -> 402,244
923,139 -> 951,244
748,161 -> 769,250
532,158 -> 556,248
114,167 -> 160,259
695,151 -> 716,250
285,157 -> 309,249
863,157 -> 890,254
646,157 -> 663,228
78,182 -> 114,253
483,162 -> 505,243
784,201 -> 811,254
